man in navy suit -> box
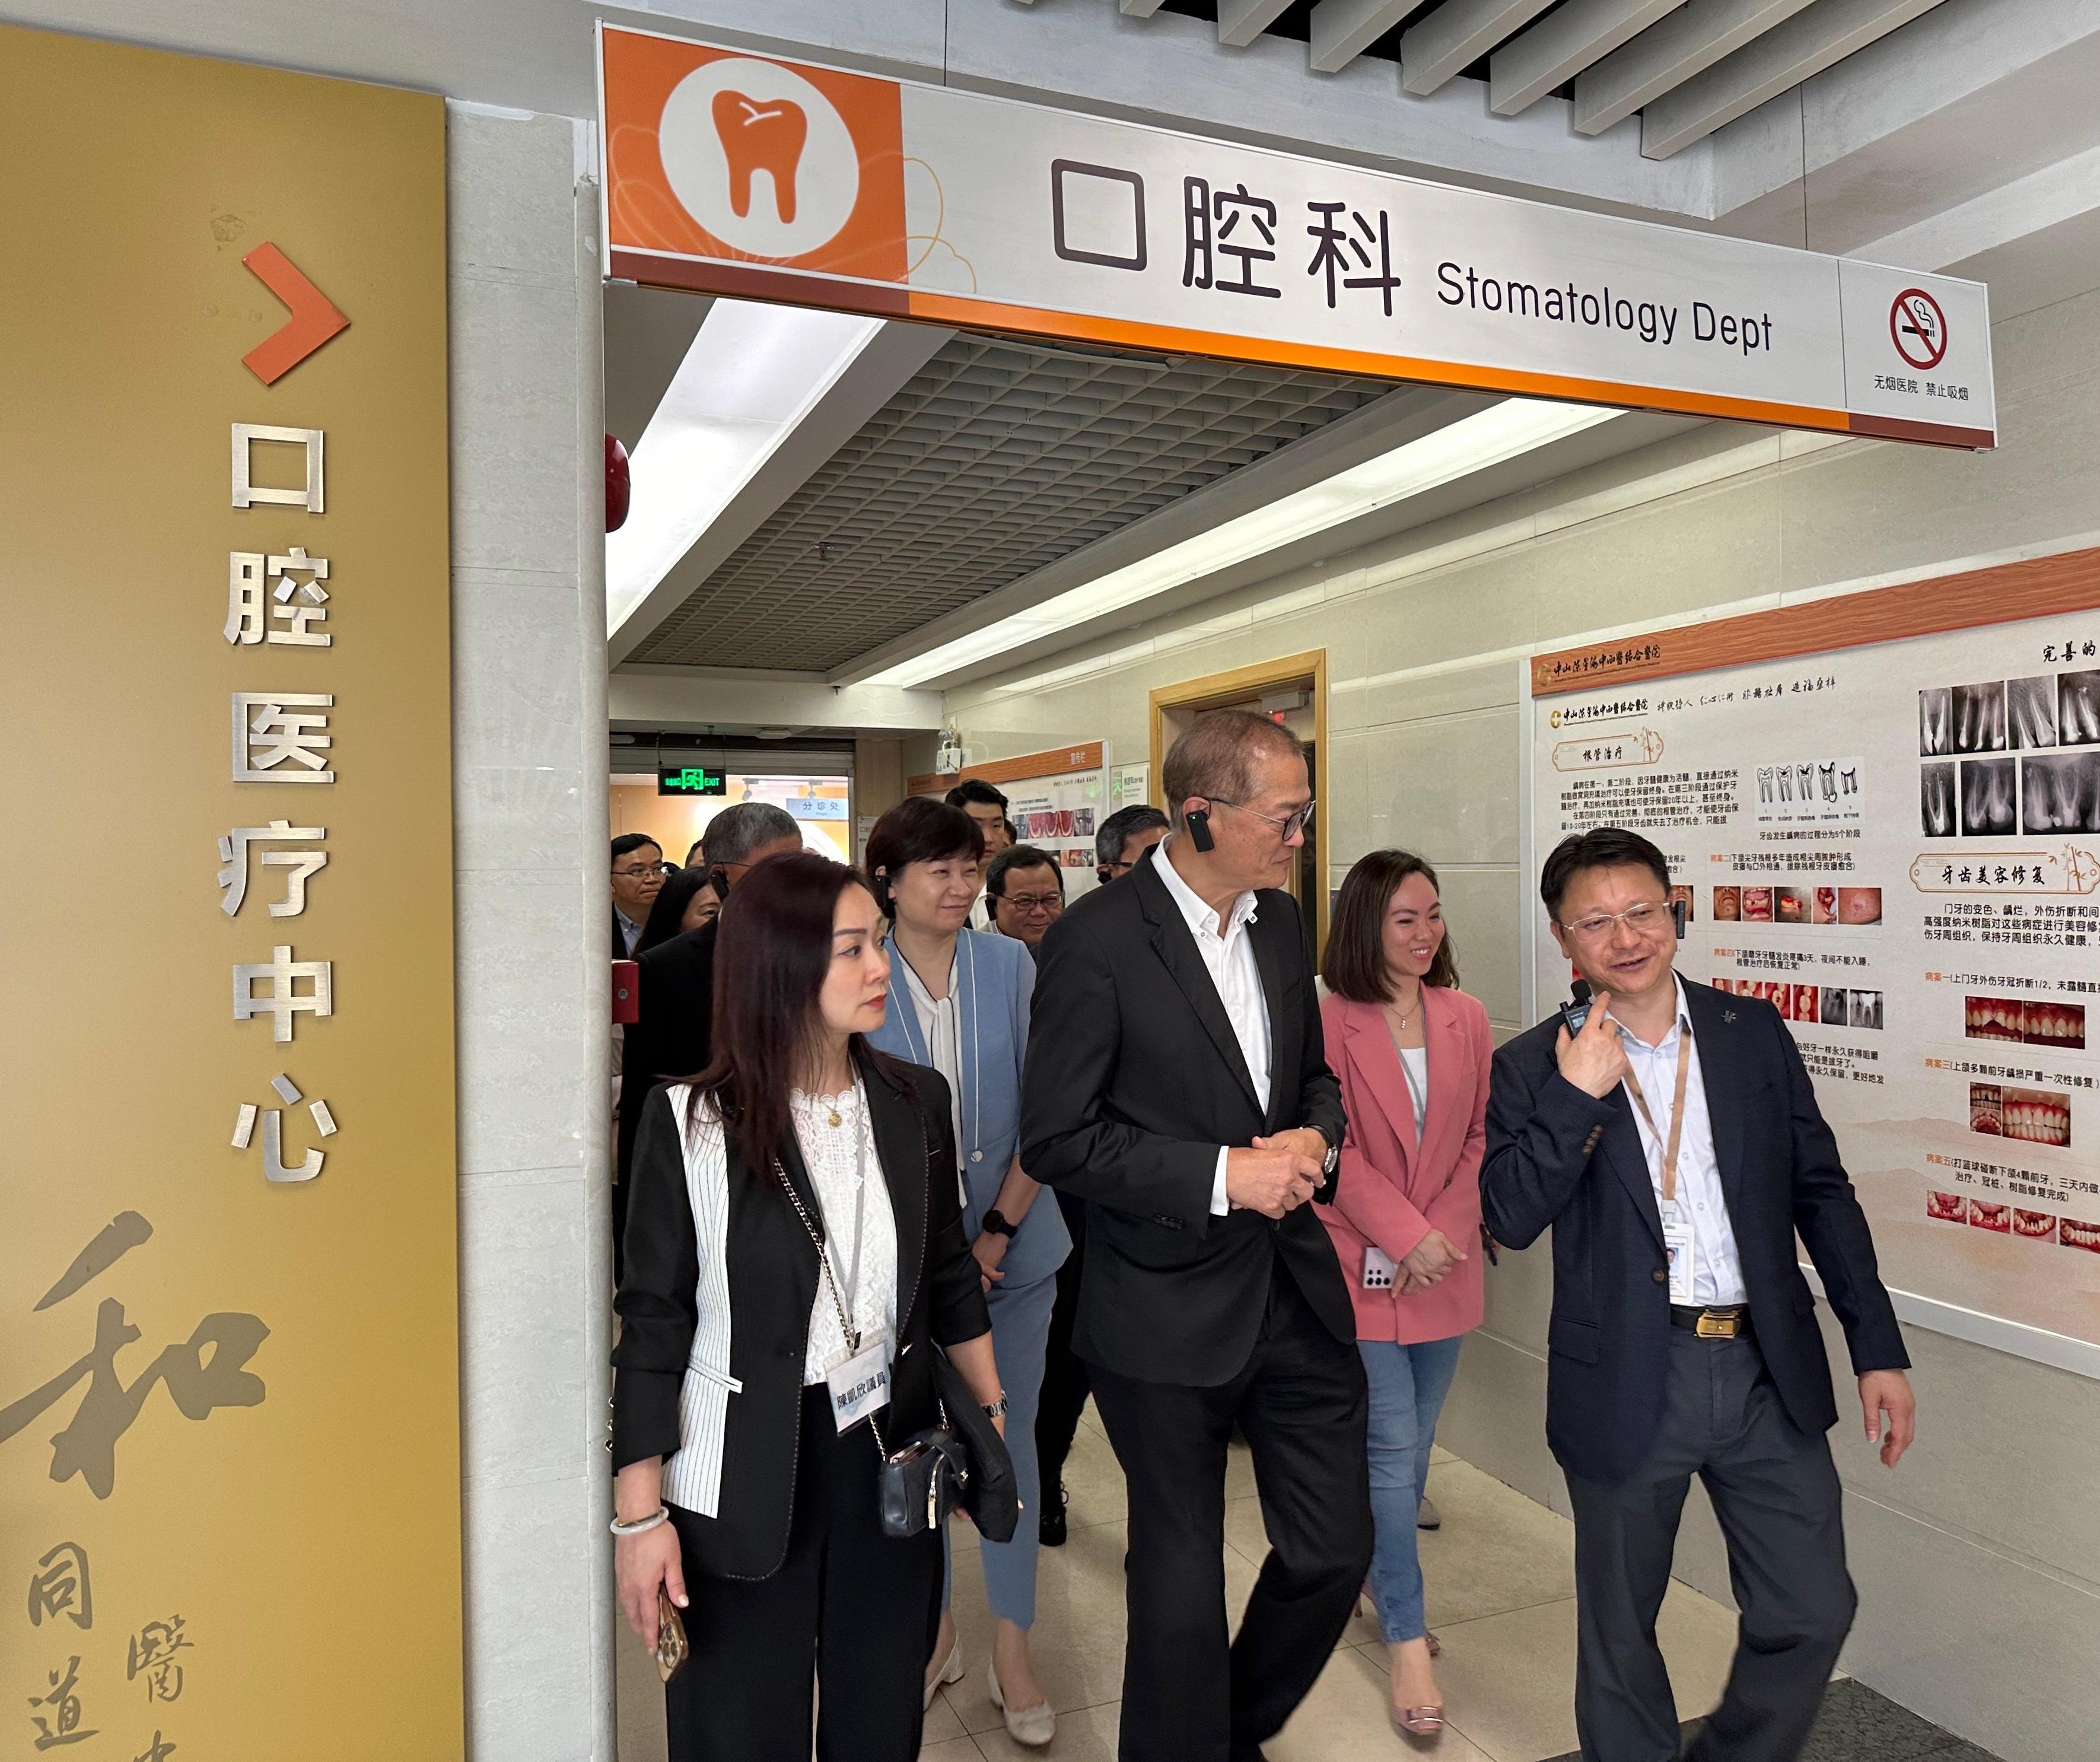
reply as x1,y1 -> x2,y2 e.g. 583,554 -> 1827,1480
1482,827 -> 1915,1762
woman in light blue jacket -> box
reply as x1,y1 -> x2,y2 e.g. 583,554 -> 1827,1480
866,797 -> 1069,1750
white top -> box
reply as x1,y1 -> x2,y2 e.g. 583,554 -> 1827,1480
792,1083 -> 899,1386
896,947 -> 970,1203
1398,1044 -> 1429,1146
1153,838 -> 1271,1216
1616,978 -> 1746,1305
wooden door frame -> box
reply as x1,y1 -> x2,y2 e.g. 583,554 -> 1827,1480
1148,648 -> 1329,949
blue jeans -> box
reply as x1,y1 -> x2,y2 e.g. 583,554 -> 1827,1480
943,1269 -> 1055,1628
1357,1335 -> 1465,1644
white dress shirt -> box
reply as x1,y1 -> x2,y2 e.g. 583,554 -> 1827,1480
1153,838 -> 1270,1216
896,946 -> 970,1204
1616,977 -> 1746,1305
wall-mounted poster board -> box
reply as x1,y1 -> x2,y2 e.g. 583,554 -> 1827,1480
910,742 -> 1109,901
1525,547 -> 2100,1379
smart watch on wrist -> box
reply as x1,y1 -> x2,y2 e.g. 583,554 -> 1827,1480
980,1208 -> 1017,1239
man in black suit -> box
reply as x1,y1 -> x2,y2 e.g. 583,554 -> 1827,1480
615,805 -> 801,1257
1482,827 -> 1916,1762
1022,710 -> 1369,1762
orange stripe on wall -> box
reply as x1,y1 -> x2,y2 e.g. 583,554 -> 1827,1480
907,742 -> 1105,798
1531,547 -> 2100,698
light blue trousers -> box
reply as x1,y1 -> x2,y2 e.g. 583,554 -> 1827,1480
1357,1335 -> 1466,1645
944,1268 -> 1055,1628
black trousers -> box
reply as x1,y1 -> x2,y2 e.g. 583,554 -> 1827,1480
1090,1264 -> 1374,1762
1035,1196 -> 1091,1501
1565,1329 -> 1856,1762
665,1389 -> 942,1762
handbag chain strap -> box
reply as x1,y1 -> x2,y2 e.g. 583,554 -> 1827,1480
775,1157 -> 904,1460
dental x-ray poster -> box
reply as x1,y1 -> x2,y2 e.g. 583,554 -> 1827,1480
1005,765 -> 1108,902
1527,549 -> 2100,1360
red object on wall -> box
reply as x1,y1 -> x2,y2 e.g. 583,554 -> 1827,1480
605,434 -> 631,532
612,959 -> 639,1024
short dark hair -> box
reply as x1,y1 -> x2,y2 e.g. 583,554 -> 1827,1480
1161,710 -> 1305,829
611,832 -> 661,867
1096,803 -> 1170,869
944,778 -> 1008,813
701,802 -> 801,867
1539,828 -> 1672,921
866,797 -> 984,915
1323,850 -> 1461,1001
987,845 -> 1062,899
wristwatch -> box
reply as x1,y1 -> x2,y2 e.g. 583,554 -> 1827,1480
979,1208 -> 1018,1239
1315,1128 -> 1341,1179
981,1394 -> 1009,1420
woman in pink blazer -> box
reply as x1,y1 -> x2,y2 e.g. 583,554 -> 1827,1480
1317,850 -> 1493,1744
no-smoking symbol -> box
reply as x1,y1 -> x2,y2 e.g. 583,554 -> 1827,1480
1890,288 -> 1948,370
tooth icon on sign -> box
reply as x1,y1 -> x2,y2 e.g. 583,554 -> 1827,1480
712,90 -> 809,224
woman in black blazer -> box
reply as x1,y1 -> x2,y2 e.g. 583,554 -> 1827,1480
612,852 -> 1005,1762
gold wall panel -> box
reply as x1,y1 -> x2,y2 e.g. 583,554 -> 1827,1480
0,25 -> 462,1757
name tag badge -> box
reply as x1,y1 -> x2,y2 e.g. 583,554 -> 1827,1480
1363,1246 -> 1399,1290
1662,1209 -> 1697,1305
827,1332 -> 892,1434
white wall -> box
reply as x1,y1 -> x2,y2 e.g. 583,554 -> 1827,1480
449,105 -> 613,1762
943,283 -> 2100,1762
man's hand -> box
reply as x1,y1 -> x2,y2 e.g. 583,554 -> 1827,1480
1859,1369 -> 1916,1468
1253,1128 -> 1329,1171
1399,1227 -> 1467,1290
1225,1145 -> 1322,1219
1554,990 -> 1631,1099
971,1230 -> 1008,1293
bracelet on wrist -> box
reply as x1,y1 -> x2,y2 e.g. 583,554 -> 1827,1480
981,1394 -> 1009,1420
610,1506 -> 669,1537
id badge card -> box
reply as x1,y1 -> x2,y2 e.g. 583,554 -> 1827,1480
1363,1246 -> 1399,1290
826,1332 -> 892,1434
1661,1204 -> 1697,1305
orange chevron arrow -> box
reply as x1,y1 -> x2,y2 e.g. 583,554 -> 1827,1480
241,241 -> 350,384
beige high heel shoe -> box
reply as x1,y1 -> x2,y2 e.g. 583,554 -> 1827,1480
922,1634 -> 962,1711
988,1657 -> 1055,1748
1391,1704 -> 1444,1744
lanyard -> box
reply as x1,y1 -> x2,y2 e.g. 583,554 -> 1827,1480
1621,1017 -> 1693,1207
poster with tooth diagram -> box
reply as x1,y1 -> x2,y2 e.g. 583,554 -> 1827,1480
1527,553 -> 2100,1362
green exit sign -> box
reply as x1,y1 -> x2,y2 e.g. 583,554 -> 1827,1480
657,766 -> 727,797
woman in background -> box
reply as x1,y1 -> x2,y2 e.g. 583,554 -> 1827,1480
634,863 -> 721,957
866,797 -> 1069,1748
1316,850 -> 1493,1745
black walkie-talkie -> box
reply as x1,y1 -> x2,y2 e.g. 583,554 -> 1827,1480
1560,977 -> 1594,1037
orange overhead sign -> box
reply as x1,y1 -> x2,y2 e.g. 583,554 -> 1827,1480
599,23 -> 1996,450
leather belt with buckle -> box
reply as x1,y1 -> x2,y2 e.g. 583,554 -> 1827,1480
1671,1305 -> 1750,1340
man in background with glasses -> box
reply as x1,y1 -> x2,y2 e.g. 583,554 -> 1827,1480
1482,826 -> 1915,1762
985,843 -> 1065,959
1022,708 -> 1366,1762
610,832 -> 667,956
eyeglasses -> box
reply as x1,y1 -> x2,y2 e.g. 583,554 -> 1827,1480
1000,892 -> 1064,915
613,862 -> 670,879
1213,798 -> 1316,839
1560,901 -> 1672,941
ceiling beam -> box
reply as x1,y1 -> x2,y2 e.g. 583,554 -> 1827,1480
1401,0 -> 1560,96
1574,0 -> 1817,138
1309,0 -> 1418,75
1491,0 -> 1681,117
1218,0 -> 1299,49
608,668 -> 943,735
1641,0 -> 1954,159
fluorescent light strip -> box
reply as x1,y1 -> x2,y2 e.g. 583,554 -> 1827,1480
863,398 -> 1623,686
606,299 -> 885,637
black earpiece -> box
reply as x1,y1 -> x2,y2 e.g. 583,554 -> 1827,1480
1186,809 -> 1215,853
871,867 -> 893,917
708,865 -> 732,902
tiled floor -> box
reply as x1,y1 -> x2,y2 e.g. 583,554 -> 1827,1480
615,1405 -> 2000,1762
